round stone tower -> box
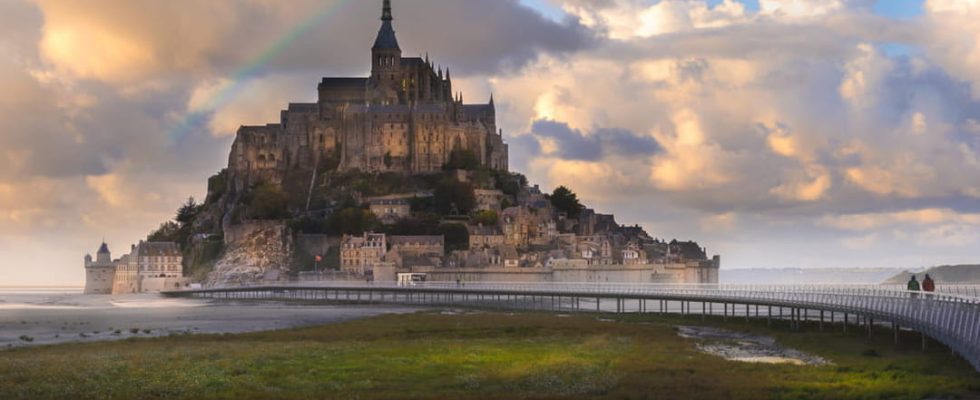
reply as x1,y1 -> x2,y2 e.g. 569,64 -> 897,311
84,242 -> 116,295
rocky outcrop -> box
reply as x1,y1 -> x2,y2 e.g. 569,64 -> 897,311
209,221 -> 291,285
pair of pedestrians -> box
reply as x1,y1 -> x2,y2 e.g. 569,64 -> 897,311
907,274 -> 936,296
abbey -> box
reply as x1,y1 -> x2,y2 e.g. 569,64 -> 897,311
228,0 -> 508,187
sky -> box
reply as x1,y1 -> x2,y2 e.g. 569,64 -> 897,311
1,0 -> 979,286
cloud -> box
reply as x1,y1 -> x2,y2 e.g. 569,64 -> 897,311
922,0 -> 980,97
649,109 -> 738,191
32,0 -> 594,87
819,208 -> 980,231
527,119 -> 660,161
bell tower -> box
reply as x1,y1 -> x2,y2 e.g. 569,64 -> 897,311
371,0 -> 402,104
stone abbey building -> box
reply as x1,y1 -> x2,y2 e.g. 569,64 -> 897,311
228,0 -> 509,187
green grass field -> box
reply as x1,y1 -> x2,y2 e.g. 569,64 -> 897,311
1,311 -> 977,399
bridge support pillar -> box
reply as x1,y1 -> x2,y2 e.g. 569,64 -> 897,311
819,310 -> 824,331
922,332 -> 927,351
868,318 -> 874,337
894,324 -> 900,345
745,304 -> 750,323
702,302 -> 706,322
844,314 -> 849,333
767,306 -> 772,327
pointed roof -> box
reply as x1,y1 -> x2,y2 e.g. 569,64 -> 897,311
373,0 -> 400,51
97,242 -> 110,254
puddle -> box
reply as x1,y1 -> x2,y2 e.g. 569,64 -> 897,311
678,326 -> 830,366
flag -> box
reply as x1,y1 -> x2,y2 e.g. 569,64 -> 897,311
315,255 -> 322,262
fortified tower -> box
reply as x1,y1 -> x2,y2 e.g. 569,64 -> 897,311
83,242 -> 115,294
371,0 -> 402,105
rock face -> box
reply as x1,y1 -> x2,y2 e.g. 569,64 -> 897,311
210,221 -> 291,285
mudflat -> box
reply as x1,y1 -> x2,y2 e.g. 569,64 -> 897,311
0,290 -> 419,348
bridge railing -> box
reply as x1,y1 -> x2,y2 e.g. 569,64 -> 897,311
201,281 -> 980,300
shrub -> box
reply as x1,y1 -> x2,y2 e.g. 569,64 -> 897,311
326,208 -> 380,235
205,169 -> 229,205
474,210 -> 499,226
434,178 -> 475,215
245,183 -> 290,220
438,223 -> 470,252
18,335 -> 33,342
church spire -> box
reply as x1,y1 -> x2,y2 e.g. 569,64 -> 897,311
372,0 -> 400,51
382,0 -> 392,22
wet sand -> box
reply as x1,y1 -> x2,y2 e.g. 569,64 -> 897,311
0,290 -> 420,349
677,325 -> 830,366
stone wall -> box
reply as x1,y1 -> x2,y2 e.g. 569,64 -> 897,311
84,266 -> 115,294
376,262 -> 720,284
140,277 -> 192,293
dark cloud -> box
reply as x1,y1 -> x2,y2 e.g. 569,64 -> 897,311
528,119 -> 661,161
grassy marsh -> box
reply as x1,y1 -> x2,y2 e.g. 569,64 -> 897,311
0,311 -> 977,399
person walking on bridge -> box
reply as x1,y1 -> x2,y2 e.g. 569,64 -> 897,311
907,275 -> 921,297
922,274 -> 935,296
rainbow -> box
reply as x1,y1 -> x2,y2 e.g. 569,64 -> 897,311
171,0 -> 353,141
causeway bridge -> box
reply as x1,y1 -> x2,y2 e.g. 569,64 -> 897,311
164,282 -> 980,371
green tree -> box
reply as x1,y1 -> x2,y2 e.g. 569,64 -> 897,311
549,186 -> 585,219
176,197 -> 200,226
205,169 -> 228,205
437,223 -> 470,252
246,183 -> 290,220
384,214 -> 441,236
495,172 -> 527,197
148,221 -> 181,242
434,178 -> 475,215
473,210 -> 499,226
326,208 -> 380,235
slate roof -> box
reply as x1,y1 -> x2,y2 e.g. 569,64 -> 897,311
373,21 -> 400,50
401,57 -> 425,67
318,78 -> 369,90
461,104 -> 493,119
137,242 -> 181,257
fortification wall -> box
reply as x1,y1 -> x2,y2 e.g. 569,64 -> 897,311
381,263 -> 719,284
140,277 -> 192,293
